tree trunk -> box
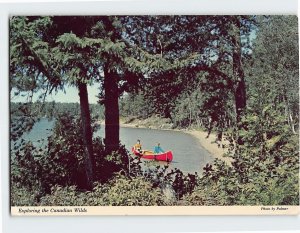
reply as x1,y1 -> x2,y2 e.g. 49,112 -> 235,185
232,16 -> 246,125
231,16 -> 247,148
77,81 -> 94,190
284,94 -> 296,134
287,104 -> 296,134
234,79 -> 246,124
289,112 -> 296,134
104,63 -> 120,154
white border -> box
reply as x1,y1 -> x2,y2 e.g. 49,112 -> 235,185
10,206 -> 300,216
1,1 -> 299,233
0,0 -> 298,15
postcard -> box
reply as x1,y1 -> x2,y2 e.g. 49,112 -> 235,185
10,15 -> 299,216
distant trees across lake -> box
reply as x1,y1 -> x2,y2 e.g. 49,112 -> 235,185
11,101 -> 104,120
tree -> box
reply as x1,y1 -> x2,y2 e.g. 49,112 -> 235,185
10,17 -> 62,141
10,16 -> 97,189
122,16 -> 254,130
231,16 -> 247,124
247,16 -> 299,134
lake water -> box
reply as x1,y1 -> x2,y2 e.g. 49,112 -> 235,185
18,118 -> 214,174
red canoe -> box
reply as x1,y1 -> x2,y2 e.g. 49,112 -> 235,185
132,147 -> 173,162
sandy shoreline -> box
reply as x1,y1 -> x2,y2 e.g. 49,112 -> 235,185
117,121 -> 232,165
185,130 -> 232,165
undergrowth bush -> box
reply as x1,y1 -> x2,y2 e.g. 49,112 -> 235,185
11,113 -> 129,203
39,175 -> 167,206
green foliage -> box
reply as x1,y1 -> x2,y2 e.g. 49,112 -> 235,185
98,144 -> 130,183
247,15 -> 299,133
119,92 -> 152,119
11,101 -> 104,120
38,175 -> 166,206
10,116 -> 35,142
171,88 -> 204,129
11,183 -> 40,206
10,16 -> 61,94
11,113 -> 104,193
182,16 -> 299,206
11,111 -> 133,204
39,185 -> 88,206
182,105 -> 299,206
101,175 -> 166,206
140,163 -> 198,201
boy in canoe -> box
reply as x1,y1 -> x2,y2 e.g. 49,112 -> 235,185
134,139 -> 143,153
154,142 -> 165,154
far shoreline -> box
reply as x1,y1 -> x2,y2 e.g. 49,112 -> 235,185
98,119 -> 233,165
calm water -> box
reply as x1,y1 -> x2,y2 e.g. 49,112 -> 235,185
23,118 -> 55,142
18,118 -> 214,173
